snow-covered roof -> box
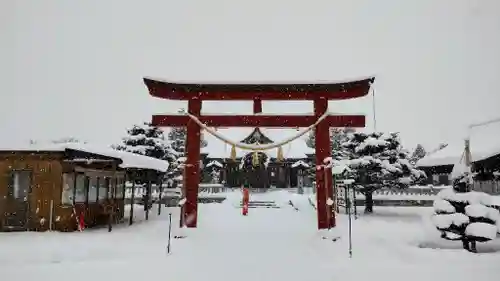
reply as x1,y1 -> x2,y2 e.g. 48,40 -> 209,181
291,160 -> 310,168
206,160 -> 223,168
417,120 -> 500,167
0,143 -> 169,172
201,128 -> 314,159
144,75 -> 375,86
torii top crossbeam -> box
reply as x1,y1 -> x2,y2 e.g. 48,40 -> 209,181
143,77 -> 375,101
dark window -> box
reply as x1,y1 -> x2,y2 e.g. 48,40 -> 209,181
9,170 -> 31,200
88,176 -> 98,202
98,177 -> 107,201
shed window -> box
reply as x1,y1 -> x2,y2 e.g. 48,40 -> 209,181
98,177 -> 107,201
88,177 -> 98,202
105,177 -> 112,199
74,174 -> 87,203
9,170 -> 31,200
115,178 -> 125,199
61,173 -> 74,205
110,178 -> 116,199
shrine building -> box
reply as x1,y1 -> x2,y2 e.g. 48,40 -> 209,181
200,127 -> 314,189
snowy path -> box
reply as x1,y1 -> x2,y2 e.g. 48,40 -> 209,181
1,191 -> 500,281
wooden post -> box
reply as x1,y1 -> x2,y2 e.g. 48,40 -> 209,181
158,176 -> 163,216
145,179 -> 151,221
129,174 -> 135,226
184,98 -> 202,227
464,139 -> 472,192
314,98 -> 334,229
253,98 -> 262,114
49,200 -> 54,231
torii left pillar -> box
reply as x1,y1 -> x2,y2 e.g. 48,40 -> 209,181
314,97 -> 334,229
182,98 -> 202,228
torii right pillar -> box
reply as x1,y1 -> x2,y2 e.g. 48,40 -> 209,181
314,97 -> 334,229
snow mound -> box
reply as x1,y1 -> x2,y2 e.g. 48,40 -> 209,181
433,199 -> 455,214
437,188 -> 492,205
465,204 -> 499,221
432,213 -> 469,229
465,222 -> 498,241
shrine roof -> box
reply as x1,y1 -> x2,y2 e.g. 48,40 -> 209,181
143,76 -> 374,100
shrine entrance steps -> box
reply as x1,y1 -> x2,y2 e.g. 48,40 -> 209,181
238,200 -> 281,209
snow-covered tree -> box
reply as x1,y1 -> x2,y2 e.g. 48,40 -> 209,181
306,129 -> 315,149
167,108 -> 207,156
307,127 -> 355,185
330,127 -> 355,161
115,122 -> 177,163
338,132 -> 427,213
410,144 -> 426,163
432,159 -> 500,252
306,127 -> 354,151
115,122 -> 179,185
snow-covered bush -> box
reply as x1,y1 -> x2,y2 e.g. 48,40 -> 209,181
432,162 -> 500,252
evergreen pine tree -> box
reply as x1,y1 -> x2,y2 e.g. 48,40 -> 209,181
341,132 -> 427,213
167,108 -> 207,156
306,129 -> 315,149
307,127 -> 355,184
116,122 -> 177,163
330,127 -> 355,160
410,144 -> 427,163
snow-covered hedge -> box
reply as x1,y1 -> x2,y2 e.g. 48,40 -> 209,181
432,187 -> 500,242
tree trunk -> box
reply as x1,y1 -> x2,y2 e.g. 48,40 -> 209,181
470,241 -> 477,253
462,239 -> 470,251
364,190 -> 374,213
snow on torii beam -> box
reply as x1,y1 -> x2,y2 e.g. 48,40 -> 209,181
143,76 -> 375,230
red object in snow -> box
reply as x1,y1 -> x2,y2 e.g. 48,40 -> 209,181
78,212 -> 85,231
242,188 -> 249,216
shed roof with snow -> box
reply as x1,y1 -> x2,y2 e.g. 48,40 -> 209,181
0,143 -> 169,172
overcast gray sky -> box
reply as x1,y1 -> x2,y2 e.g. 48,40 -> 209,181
1,0 -> 499,150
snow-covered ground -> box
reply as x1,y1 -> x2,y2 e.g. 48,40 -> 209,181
1,190 -> 499,281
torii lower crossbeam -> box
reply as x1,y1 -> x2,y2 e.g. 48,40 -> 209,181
153,114 -> 365,127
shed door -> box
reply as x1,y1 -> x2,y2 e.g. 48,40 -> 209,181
4,171 -> 32,230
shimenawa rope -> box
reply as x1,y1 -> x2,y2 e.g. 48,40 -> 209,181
185,111 -> 330,151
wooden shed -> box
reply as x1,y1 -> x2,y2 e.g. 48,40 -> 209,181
0,143 -> 169,232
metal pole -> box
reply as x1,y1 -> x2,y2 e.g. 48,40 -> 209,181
167,213 -> 172,254
352,184 -> 358,219
108,208 -> 113,232
347,184 -> 353,258
372,87 -> 377,132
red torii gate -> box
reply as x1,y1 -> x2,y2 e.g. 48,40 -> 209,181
143,77 -> 374,229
